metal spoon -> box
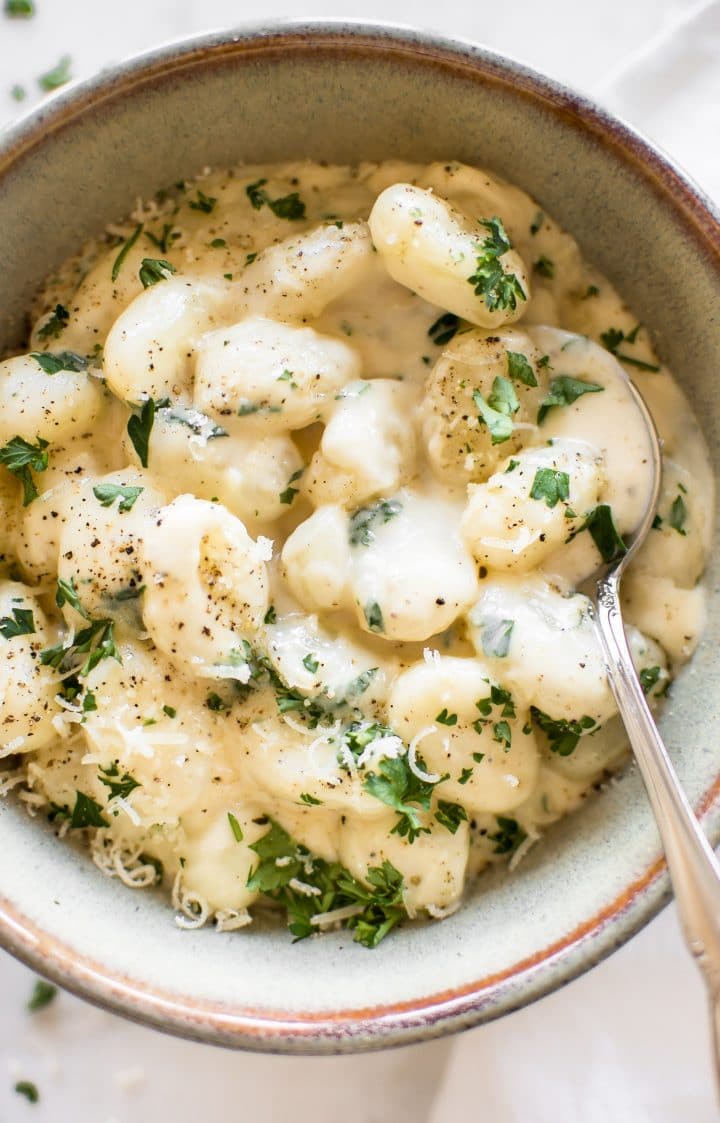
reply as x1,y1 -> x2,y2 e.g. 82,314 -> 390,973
590,377 -> 720,1087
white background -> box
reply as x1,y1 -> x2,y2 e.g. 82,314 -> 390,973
0,1 -> 718,1120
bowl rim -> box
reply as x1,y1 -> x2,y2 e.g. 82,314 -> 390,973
1,18 -> 720,1054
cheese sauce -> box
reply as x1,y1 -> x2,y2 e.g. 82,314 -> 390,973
0,159 -> 712,945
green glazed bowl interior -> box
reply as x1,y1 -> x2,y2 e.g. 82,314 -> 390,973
1,22 -> 719,1053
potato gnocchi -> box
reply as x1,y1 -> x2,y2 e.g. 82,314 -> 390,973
0,159 -> 712,947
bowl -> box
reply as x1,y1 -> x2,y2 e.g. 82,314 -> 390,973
1,21 -> 719,1054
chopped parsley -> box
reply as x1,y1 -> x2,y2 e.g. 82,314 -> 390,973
210,238 -> 227,249
98,763 -> 141,801
639,666 -> 662,695
435,800 -> 468,834
581,504 -> 628,564
458,766 -> 473,785
245,178 -> 306,221
348,498 -> 402,546
247,819 -> 405,946
40,616 -> 120,678
37,303 -> 69,340
227,812 -> 244,842
533,255 -> 555,278
473,376 -> 519,444
537,376 -> 604,423
188,188 -> 217,214
600,325 -> 660,371
206,692 -> 229,713
38,54 -> 72,92
474,684 -> 516,734
30,350 -> 87,375
467,217 -> 526,312
279,467 -> 304,505
0,606 -> 35,639
302,653 -> 320,674
92,483 -> 143,512
146,223 -> 180,254
14,1081 -> 39,1104
27,980 -> 57,1012
489,816 -> 526,855
299,792 -> 323,806
506,350 -> 537,387
669,493 -> 688,536
5,0 -> 34,16
435,708 -> 457,726
493,720 -> 512,749
363,755 -> 441,842
263,606 -> 277,625
0,435 -> 49,505
111,224 -> 143,281
70,791 -> 108,829
364,601 -> 384,633
478,616 -> 514,659
127,397 -> 163,468
428,312 -> 460,346
139,257 -> 177,288
163,704 -> 177,718
529,467 -> 570,508
82,691 -> 97,713
531,707 -> 597,755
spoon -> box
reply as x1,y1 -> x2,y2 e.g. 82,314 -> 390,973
590,376 -> 720,1088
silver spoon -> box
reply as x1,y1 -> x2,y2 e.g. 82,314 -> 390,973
590,377 -> 720,1088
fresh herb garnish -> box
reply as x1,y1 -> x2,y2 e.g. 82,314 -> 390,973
302,653 -> 320,674
529,467 -> 570,508
0,606 -> 35,639
279,467 -> 304,505
582,504 -> 628,564
40,616 -> 120,677
146,223 -> 179,254
537,376 -> 604,423
162,406 -> 227,440
363,754 -> 444,843
139,257 -> 177,288
473,376 -> 519,444
467,216 -> 526,312
30,351 -> 87,375
163,704 -> 177,718
5,0 -> 34,16
478,616 -> 514,659
98,763 -> 141,801
639,666 -> 662,695
435,708 -> 458,726
428,312 -> 460,346
493,720 -> 512,748
206,692 -> 229,713
533,256 -> 555,278
247,819 -> 406,946
263,606 -> 277,625
473,684 -> 516,733
188,189 -> 217,214
245,179 -> 306,220
506,350 -> 537,387
92,483 -> 143,512
530,210 -> 544,235
600,326 -> 660,371
70,791 -> 108,829
14,1081 -> 39,1104
348,498 -> 402,546
364,601 -> 384,633
458,767 -> 473,785
111,224 -> 143,282
38,54 -> 72,91
489,816 -> 527,855
0,435 -> 49,505
227,812 -> 244,842
435,800 -> 468,834
37,303 -> 69,341
530,707 -> 597,755
27,980 -> 57,1011
299,792 -> 323,806
669,494 -> 688,536
127,397 -> 162,468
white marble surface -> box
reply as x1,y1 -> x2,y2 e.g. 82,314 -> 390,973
1,0 -> 719,1119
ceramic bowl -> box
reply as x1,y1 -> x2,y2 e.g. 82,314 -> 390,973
1,22 -> 719,1054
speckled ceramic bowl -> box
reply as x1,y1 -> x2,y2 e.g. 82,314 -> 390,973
0,22 -> 719,1054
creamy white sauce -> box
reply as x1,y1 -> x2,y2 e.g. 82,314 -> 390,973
0,159 -> 712,944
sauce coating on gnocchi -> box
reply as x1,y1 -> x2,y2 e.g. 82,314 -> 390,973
0,159 -> 712,947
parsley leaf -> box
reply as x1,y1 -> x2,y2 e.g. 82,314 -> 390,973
467,217 -> 526,313
40,616 -> 120,678
30,351 -> 87,375
582,504 -> 628,563
473,376 -> 518,444
98,763 -> 141,801
537,376 -> 604,423
146,223 -> 179,254
669,494 -> 688,536
530,707 -> 597,755
478,616 -> 514,659
70,791 -> 108,829
279,467 -> 304,505
139,257 -> 177,288
0,606 -> 35,639
188,189 -> 217,214
245,178 -> 306,220
5,0 -> 34,16
435,708 -> 457,726
14,1081 -> 39,1104
506,350 -> 537,387
364,601 -> 384,633
363,755 -> 439,842
0,435 -> 49,505
27,980 -> 57,1012
435,800 -> 468,834
299,792 -> 323,805
92,483 -> 143,512
111,224 -> 143,281
489,816 -> 526,855
348,498 -> 402,546
227,812 -> 244,842
529,467 -> 570,508
37,303 -> 69,340
55,576 -> 89,619
639,666 -> 662,695
38,54 -> 72,92
428,312 -> 460,346
127,398 -> 162,468
600,326 -> 660,372
493,720 -> 512,748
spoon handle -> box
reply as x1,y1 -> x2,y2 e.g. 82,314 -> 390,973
595,573 -> 720,1086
